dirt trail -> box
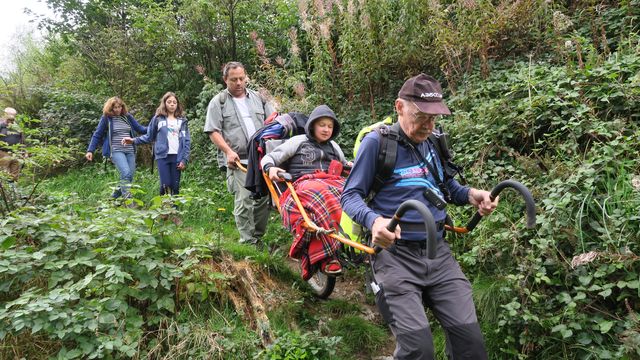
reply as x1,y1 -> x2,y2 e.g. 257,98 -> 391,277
286,257 -> 391,322
284,257 -> 396,358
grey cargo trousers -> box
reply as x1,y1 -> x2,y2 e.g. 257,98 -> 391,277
226,166 -> 269,243
372,236 -> 488,360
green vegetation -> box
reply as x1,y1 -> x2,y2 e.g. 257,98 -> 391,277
2,162 -> 388,359
1,0 -> 639,358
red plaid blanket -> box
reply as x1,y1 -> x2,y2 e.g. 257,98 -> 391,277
280,172 -> 345,280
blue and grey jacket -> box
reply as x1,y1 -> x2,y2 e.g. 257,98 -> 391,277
134,115 -> 191,165
260,105 -> 347,180
341,130 -> 470,241
86,114 -> 147,158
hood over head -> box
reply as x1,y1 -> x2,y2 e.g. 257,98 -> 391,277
304,104 -> 340,141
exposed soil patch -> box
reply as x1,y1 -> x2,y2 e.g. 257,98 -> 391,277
203,251 -> 397,357
283,256 -> 397,358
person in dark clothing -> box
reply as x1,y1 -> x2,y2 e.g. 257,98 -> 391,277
261,105 -> 349,181
0,107 -> 23,181
244,111 -> 308,198
261,105 -> 351,277
341,74 -> 499,360
85,97 -> 147,199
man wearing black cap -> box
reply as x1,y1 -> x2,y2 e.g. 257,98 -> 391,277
341,74 -> 498,359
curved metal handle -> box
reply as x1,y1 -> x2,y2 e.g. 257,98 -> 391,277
235,160 -> 247,173
465,179 -> 536,232
375,199 -> 438,259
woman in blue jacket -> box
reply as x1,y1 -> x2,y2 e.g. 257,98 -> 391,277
123,92 -> 190,195
85,97 -> 147,199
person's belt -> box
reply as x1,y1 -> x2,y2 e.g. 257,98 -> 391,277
395,238 -> 429,249
398,220 -> 445,233
394,220 -> 445,249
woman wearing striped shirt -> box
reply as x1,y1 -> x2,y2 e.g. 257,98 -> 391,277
85,97 -> 147,199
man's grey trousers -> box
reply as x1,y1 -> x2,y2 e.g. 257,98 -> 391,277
373,237 -> 488,360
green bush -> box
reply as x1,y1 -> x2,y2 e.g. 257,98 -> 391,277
254,330 -> 340,360
0,198 -> 205,358
188,80 -> 224,167
444,40 -> 640,359
36,88 -> 103,144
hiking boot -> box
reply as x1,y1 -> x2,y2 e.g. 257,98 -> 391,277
111,189 -> 122,199
239,237 -> 263,248
239,237 -> 255,244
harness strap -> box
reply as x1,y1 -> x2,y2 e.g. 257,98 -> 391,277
370,123 -> 400,201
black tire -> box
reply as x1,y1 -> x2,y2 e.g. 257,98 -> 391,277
307,271 -> 336,299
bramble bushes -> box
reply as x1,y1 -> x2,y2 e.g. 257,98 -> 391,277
254,330 -> 340,360
36,88 -> 103,143
0,115 -> 77,215
187,79 -> 223,166
445,38 -> 640,358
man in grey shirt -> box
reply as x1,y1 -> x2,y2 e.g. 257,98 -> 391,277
204,62 -> 274,244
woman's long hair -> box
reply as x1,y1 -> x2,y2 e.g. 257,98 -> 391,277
155,92 -> 184,118
102,97 -> 128,116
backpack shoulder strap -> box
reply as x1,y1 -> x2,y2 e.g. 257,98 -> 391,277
218,90 -> 228,107
428,133 -> 445,165
329,140 -> 342,160
369,123 -> 399,200
428,129 -> 466,184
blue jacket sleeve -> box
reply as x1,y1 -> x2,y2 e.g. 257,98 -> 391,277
446,177 -> 470,206
128,114 -> 147,134
180,120 -> 191,164
134,116 -> 157,145
87,116 -> 108,152
340,133 -> 382,230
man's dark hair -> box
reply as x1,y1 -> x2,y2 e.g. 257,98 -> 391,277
222,61 -> 245,79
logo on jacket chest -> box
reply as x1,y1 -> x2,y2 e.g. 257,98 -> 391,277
397,165 -> 429,179
299,144 -> 319,165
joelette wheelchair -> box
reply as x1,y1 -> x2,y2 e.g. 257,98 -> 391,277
241,136 -> 537,299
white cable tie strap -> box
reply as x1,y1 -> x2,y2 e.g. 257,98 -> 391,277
314,226 -> 335,235
370,282 -> 380,295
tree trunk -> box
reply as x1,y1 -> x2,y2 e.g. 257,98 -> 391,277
228,261 -> 274,347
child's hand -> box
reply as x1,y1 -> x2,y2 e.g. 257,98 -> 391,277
121,137 -> 134,145
268,166 -> 286,181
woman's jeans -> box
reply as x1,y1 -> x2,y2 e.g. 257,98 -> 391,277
157,154 -> 181,195
110,151 -> 136,198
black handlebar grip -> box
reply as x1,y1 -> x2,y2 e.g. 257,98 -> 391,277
465,179 -> 537,232
489,180 -> 536,229
277,172 -> 293,182
466,212 -> 483,232
382,199 -> 438,259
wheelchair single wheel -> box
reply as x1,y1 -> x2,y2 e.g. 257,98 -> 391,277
307,271 -> 336,299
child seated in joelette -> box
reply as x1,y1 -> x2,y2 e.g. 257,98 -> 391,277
261,105 -> 351,280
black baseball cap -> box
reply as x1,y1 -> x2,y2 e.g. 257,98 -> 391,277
398,74 -> 451,115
